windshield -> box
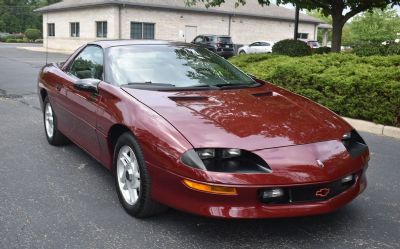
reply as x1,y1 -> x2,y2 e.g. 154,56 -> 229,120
105,44 -> 254,88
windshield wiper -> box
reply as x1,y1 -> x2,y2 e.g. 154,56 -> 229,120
213,82 -> 260,89
126,81 -> 175,87
123,82 -> 176,90
187,84 -> 219,89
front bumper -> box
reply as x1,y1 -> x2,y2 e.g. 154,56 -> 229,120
149,165 -> 368,219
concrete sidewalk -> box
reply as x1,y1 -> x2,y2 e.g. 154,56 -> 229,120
343,117 -> 400,140
17,46 -> 72,54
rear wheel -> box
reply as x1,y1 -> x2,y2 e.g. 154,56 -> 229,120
43,96 -> 68,145
239,50 -> 246,55
113,132 -> 167,218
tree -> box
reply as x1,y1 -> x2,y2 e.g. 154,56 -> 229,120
0,0 -> 61,33
350,8 -> 400,43
186,0 -> 400,52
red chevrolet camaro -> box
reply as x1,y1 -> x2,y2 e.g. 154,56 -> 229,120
38,40 -> 370,218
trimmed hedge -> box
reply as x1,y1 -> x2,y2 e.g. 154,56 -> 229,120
230,53 -> 400,127
25,28 -> 41,41
353,42 -> 400,56
5,37 -> 28,43
314,46 -> 331,54
272,39 -> 312,57
386,43 -> 400,55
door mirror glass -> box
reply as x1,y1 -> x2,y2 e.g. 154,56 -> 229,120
74,78 -> 101,93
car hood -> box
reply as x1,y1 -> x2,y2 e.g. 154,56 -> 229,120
122,83 -> 352,151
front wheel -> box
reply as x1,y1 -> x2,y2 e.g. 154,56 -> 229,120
113,132 -> 167,218
43,96 -> 68,145
239,50 -> 246,55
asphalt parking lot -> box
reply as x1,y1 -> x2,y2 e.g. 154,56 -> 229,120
1,43 -> 399,249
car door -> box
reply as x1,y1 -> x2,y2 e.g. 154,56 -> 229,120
248,42 -> 260,53
259,42 -> 272,53
61,45 -> 104,158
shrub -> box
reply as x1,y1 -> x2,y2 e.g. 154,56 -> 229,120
230,53 -> 400,127
386,43 -> 400,55
352,42 -> 400,56
25,28 -> 41,41
7,34 -> 24,40
314,46 -> 331,54
5,38 -> 26,43
272,39 -> 311,57
35,39 -> 43,43
0,32 -> 10,42
352,42 -> 383,56
5,38 -> 18,43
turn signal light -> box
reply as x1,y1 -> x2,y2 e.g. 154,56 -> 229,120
183,179 -> 237,195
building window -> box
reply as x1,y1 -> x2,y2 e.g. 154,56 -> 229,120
130,22 -> 155,40
47,23 -> 55,37
297,33 -> 309,39
143,23 -> 155,39
70,22 -> 80,37
96,21 -> 107,38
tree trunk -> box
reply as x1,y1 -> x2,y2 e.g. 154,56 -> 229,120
331,16 -> 344,52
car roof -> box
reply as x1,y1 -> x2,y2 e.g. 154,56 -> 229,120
88,39 -> 188,49
200,35 -> 231,37
252,41 -> 274,43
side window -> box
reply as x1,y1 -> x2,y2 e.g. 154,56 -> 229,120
69,46 -> 104,80
260,42 -> 270,46
250,42 -> 260,46
194,36 -> 203,43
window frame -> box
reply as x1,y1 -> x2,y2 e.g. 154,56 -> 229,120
47,23 -> 55,37
193,36 -> 204,43
297,33 -> 309,39
96,21 -> 108,38
260,42 -> 270,46
67,45 -> 105,81
130,22 -> 155,40
70,22 -> 80,38
250,42 -> 260,47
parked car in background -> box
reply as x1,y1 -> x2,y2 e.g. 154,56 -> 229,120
191,35 -> 235,58
306,40 -> 321,49
238,41 -> 274,54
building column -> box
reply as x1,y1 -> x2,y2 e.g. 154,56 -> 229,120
322,29 -> 328,46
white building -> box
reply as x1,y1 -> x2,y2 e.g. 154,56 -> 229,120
36,0 -> 324,52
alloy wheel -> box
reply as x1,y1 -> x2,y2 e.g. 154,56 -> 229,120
44,103 -> 54,139
117,145 -> 141,205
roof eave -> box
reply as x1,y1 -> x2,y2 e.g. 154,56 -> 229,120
35,2 -> 323,24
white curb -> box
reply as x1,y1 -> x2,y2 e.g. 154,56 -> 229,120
343,117 -> 400,139
17,46 -> 72,55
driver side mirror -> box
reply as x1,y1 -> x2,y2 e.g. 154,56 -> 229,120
74,78 -> 101,93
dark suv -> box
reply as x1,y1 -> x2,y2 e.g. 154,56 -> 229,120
191,35 -> 235,58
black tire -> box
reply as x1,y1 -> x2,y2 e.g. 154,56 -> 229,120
239,50 -> 246,54
43,96 -> 68,146
113,132 -> 167,218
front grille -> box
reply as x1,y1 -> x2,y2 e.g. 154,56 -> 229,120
259,174 -> 357,204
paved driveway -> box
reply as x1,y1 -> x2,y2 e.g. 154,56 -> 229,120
0,43 -> 399,249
